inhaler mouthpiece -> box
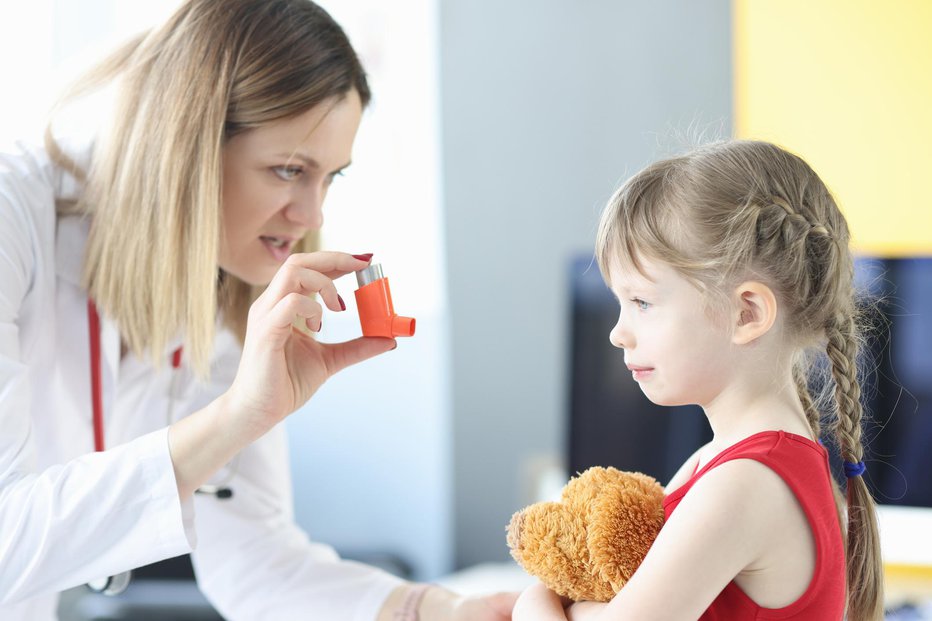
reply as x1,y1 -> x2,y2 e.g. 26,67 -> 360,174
354,263 -> 416,338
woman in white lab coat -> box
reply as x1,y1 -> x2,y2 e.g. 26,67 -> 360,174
0,0 -> 516,619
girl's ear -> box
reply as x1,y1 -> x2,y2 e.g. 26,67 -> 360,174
731,281 -> 778,345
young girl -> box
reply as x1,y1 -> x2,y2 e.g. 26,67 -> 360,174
514,140 -> 883,621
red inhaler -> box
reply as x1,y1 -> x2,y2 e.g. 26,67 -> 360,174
354,264 -> 416,338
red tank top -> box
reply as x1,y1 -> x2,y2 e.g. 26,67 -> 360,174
663,430 -> 845,620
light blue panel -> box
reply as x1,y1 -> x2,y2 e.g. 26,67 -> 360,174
440,0 -> 734,568
286,309 -> 452,580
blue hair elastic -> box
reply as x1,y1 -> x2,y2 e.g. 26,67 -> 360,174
843,460 -> 866,478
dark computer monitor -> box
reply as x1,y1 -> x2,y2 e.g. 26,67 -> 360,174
567,254 -> 932,507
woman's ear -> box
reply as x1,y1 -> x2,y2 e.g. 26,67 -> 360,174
731,281 -> 777,345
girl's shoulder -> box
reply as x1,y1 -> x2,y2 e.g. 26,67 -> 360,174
665,430 -> 827,514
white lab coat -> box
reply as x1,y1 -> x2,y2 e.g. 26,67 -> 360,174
0,137 -> 403,620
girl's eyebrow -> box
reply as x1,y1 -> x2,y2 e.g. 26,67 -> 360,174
611,275 -> 659,296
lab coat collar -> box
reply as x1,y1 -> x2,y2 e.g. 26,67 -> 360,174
55,215 -> 90,288
55,214 -> 123,392
55,215 -> 186,367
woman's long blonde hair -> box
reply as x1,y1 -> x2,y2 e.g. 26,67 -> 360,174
595,140 -> 883,621
47,0 -> 370,377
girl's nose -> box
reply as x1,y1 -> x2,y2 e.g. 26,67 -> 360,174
609,319 -> 634,350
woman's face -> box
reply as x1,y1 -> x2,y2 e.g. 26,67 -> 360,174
219,90 -> 363,286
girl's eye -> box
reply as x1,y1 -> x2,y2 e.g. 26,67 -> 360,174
326,169 -> 345,184
631,297 -> 651,311
272,165 -> 304,181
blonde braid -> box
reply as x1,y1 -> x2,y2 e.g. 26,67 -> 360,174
825,314 -> 883,621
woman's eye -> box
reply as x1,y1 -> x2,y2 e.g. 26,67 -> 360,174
631,297 -> 651,311
326,169 -> 345,184
272,165 -> 304,181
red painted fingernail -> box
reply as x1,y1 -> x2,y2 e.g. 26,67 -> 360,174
352,253 -> 374,262
338,295 -> 346,311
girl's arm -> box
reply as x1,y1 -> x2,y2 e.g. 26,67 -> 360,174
586,459 -> 787,621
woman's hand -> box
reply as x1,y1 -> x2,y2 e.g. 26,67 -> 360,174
450,592 -> 520,620
169,252 -> 394,499
227,251 -> 395,434
378,585 -> 518,621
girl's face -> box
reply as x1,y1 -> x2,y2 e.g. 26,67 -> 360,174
607,255 -> 738,408
219,90 -> 363,286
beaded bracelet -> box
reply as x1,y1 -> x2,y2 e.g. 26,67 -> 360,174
393,584 -> 431,621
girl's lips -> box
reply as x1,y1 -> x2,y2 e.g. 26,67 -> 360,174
626,364 -> 655,382
631,368 -> 654,381
260,236 -> 294,262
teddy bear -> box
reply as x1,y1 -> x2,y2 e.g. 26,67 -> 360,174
506,466 -> 665,602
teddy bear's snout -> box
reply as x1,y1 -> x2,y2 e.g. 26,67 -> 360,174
506,511 -> 525,551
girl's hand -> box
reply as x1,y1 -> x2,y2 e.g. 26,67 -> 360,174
512,583 -> 606,621
564,600 -> 607,621
512,582 -> 569,621
226,251 -> 395,433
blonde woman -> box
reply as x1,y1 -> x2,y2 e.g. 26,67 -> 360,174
0,1 -> 516,619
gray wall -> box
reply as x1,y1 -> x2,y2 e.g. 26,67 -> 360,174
439,0 -> 733,568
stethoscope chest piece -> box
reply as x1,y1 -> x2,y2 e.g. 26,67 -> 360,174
87,570 -> 133,596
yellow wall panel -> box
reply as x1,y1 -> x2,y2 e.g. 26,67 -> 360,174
734,0 -> 932,256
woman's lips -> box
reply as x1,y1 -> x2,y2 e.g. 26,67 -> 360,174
260,236 -> 294,262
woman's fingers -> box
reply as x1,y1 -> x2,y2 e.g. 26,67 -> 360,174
260,263 -> 339,314
266,292 -> 323,337
283,250 -> 372,280
485,592 -> 521,615
320,336 -> 396,375
252,251 -> 371,317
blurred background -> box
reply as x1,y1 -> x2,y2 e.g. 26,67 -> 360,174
1,0 -> 930,619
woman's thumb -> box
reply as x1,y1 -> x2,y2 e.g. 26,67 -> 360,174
323,336 -> 397,375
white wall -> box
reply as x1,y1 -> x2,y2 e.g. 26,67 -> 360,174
439,0 -> 733,568
0,0 -> 452,582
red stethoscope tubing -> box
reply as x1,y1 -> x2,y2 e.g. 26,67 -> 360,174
87,299 -> 181,452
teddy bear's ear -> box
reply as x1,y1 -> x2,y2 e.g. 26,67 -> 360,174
507,502 -> 608,602
586,472 -> 665,594
563,467 -> 631,521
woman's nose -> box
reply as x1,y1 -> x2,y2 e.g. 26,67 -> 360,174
283,186 -> 324,229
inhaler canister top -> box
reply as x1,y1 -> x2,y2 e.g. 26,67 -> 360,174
356,263 -> 384,288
